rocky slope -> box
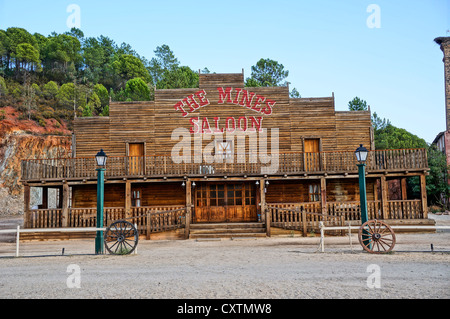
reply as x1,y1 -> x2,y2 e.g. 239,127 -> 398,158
0,106 -> 72,216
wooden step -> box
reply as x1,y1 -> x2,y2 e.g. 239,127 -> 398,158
189,223 -> 267,239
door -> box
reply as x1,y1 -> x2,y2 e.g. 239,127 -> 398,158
304,138 -> 320,171
128,143 -> 145,175
193,183 -> 257,223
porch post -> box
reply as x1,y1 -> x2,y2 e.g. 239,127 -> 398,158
260,178 -> 269,237
23,185 -> 30,228
420,174 -> 428,219
320,177 -> 327,215
185,180 -> 191,239
62,183 -> 70,227
380,176 -> 389,219
125,180 -> 131,219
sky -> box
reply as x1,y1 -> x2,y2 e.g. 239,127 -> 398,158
0,0 -> 449,144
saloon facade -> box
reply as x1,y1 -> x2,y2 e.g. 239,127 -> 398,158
21,73 -> 431,239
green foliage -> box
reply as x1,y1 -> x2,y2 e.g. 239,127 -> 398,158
374,123 -> 427,150
93,83 -> 109,112
42,80 -> 58,99
124,77 -> 151,101
0,76 -> 8,96
245,58 -> 289,87
148,44 -> 179,85
290,87 -> 301,98
348,96 -> 368,111
112,54 -> 151,88
156,66 -> 198,90
56,82 -> 75,109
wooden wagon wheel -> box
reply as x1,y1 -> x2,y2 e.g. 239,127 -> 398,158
104,220 -> 139,255
358,220 -> 396,254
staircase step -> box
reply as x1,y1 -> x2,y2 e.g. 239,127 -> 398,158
189,223 -> 267,239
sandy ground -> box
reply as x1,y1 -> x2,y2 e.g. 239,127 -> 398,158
0,214 -> 449,300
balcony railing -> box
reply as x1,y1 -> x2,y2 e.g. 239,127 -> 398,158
21,148 -> 428,181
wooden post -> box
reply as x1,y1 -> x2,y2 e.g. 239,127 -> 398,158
301,208 -> 307,237
125,180 -> 131,218
420,174 -> 428,219
146,213 -> 151,240
260,179 -> 269,236
401,178 -> 408,200
62,183 -> 70,227
185,180 -> 191,239
23,185 -> 30,228
380,176 -> 389,219
42,187 -> 48,209
320,177 -> 327,215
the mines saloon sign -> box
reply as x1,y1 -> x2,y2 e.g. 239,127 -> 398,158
172,87 -> 276,134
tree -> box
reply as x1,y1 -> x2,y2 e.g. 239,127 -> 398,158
42,80 -> 58,99
374,123 -> 427,150
156,66 -> 198,90
147,44 -> 179,85
93,83 -> 109,112
348,96 -> 368,111
290,87 -> 301,98
245,58 -> 289,87
112,54 -> 151,89
124,77 -> 151,101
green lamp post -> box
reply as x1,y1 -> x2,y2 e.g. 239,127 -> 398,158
355,144 -> 370,246
95,149 -> 107,255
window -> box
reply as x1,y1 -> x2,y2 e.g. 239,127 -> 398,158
132,189 -> 141,207
215,140 -> 233,160
309,184 -> 321,202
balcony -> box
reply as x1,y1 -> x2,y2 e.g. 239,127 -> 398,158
21,148 -> 428,182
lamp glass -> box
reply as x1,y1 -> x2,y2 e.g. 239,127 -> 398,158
355,144 -> 368,163
95,149 -> 107,167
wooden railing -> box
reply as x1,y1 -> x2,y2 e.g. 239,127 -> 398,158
267,203 -> 343,235
21,148 -> 428,181
25,206 -> 186,236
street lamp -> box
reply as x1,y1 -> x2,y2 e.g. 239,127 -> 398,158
95,149 -> 107,254
355,144 -> 370,247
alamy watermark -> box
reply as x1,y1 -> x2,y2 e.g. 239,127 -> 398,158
66,264 -> 81,289
366,4 -> 381,29
366,264 -> 381,289
66,4 -> 81,29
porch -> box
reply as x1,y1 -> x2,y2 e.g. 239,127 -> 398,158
21,148 -> 429,182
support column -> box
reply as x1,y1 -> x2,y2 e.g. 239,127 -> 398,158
420,174 -> 428,219
125,180 -> 131,218
320,177 -> 327,215
23,185 -> 30,228
401,178 -> 408,200
42,187 -> 48,209
62,183 -> 70,227
260,179 -> 269,237
380,176 -> 389,219
185,180 -> 191,239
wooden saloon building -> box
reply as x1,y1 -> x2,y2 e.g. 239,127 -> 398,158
20,72 -> 432,239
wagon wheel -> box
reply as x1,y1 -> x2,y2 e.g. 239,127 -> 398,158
358,220 -> 396,254
104,220 -> 139,255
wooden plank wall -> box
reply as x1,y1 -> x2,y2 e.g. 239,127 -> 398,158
73,73 -> 373,159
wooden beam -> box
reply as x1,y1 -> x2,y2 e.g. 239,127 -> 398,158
24,185 -> 30,228
260,178 -> 269,237
320,177 -> 327,215
185,180 -> 192,239
125,181 -> 131,218
401,177 -> 408,200
380,176 -> 389,219
420,174 -> 428,219
62,183 -> 70,227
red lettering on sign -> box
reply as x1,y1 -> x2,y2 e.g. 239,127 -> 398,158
194,89 -> 210,107
261,99 -> 276,115
226,117 -> 236,133
213,117 -> 224,133
249,116 -> 263,132
217,87 -> 233,104
174,101 -> 188,117
238,116 -> 247,131
239,90 -> 256,108
189,117 -> 200,134
183,95 -> 200,112
202,117 -> 212,134
251,95 -> 265,112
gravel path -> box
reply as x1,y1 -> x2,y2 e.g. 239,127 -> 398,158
0,214 -> 449,299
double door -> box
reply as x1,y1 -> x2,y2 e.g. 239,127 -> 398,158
194,182 -> 257,223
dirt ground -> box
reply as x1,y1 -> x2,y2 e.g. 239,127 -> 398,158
0,214 -> 449,300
